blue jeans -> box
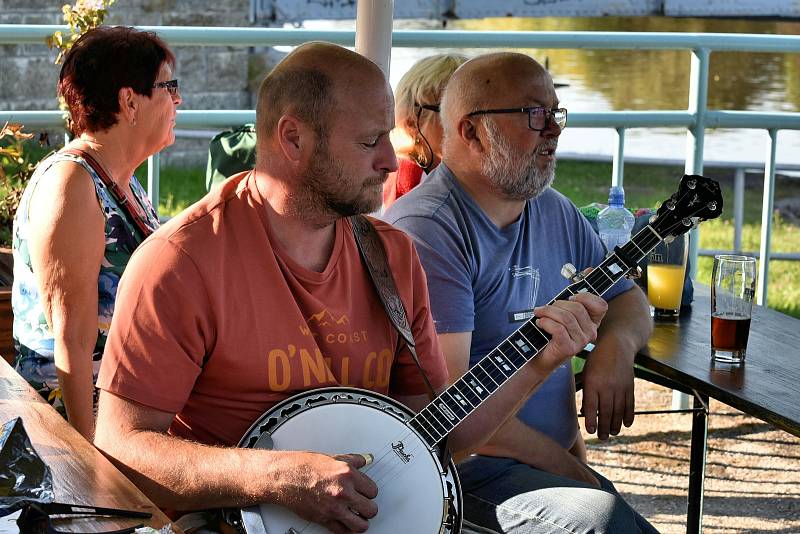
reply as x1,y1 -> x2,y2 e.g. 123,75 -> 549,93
458,456 -> 659,534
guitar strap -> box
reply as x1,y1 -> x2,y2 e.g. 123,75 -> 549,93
351,215 -> 452,470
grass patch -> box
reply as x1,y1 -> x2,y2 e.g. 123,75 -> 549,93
144,160 -> 800,318
694,219 -> 800,318
134,163 -> 208,217
556,159 -> 800,318
156,166 -> 207,216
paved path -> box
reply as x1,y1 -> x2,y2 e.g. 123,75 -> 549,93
580,378 -> 800,533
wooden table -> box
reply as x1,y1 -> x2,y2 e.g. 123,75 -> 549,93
0,358 -> 177,533
636,284 -> 800,534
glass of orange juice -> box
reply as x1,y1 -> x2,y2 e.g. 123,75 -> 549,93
646,234 -> 688,320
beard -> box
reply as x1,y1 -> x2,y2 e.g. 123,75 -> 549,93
290,139 -> 385,224
480,118 -> 556,201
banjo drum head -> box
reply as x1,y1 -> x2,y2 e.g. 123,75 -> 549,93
238,388 -> 459,534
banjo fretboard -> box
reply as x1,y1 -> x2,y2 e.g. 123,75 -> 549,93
407,222 -> 666,447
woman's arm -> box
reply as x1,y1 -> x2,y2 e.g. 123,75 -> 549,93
27,160 -> 106,440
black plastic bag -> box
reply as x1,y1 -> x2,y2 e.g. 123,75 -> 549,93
0,417 -> 54,517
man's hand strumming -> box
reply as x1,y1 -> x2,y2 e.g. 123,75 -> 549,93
276,452 -> 378,534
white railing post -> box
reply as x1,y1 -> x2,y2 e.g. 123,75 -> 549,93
147,153 -> 160,217
612,127 -> 625,188
734,167 -> 745,253
355,0 -> 394,78
685,47 -> 710,280
675,47 -> 710,412
757,129 -> 778,306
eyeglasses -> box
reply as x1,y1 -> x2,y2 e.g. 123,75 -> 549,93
415,103 -> 440,113
152,79 -> 179,96
467,106 -> 567,131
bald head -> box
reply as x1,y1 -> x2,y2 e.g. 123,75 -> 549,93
440,52 -> 554,142
256,42 -> 386,159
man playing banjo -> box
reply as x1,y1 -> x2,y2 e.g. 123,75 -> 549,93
94,42 -> 606,534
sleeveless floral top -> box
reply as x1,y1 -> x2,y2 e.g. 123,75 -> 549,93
12,152 -> 160,414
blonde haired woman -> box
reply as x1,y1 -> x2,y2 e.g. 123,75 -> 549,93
383,53 -> 467,209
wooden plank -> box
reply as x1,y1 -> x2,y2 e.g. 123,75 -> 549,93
0,288 -> 13,365
0,358 -> 179,533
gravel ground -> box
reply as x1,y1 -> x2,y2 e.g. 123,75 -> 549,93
578,379 -> 800,533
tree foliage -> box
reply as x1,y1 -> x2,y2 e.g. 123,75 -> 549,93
46,0 -> 117,64
0,124 -> 50,246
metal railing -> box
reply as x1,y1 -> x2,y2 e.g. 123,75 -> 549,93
2,25 -> 800,305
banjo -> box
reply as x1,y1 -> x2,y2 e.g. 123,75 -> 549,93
231,174 -> 722,534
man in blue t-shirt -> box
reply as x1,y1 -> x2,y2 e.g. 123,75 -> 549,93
384,52 -> 657,533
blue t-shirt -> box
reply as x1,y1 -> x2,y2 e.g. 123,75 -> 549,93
384,163 -> 632,449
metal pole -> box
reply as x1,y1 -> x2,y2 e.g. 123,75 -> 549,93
675,47 -> 710,411
685,47 -> 709,279
687,392 -> 709,534
354,0 -> 394,78
147,153 -> 160,217
757,129 -> 778,306
612,127 -> 625,188
733,167 -> 745,253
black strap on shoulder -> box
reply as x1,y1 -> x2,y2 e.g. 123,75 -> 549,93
351,215 -> 452,468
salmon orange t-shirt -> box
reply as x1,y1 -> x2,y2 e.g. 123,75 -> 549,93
96,171 -> 448,447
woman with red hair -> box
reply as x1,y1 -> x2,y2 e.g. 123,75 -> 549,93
12,26 -> 181,439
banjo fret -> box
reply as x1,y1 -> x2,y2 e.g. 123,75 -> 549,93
426,403 -> 454,433
443,390 -> 472,417
472,363 -> 501,391
478,360 -> 503,387
497,339 -> 527,366
451,380 -> 480,407
595,264 -> 617,286
410,412 -> 442,445
418,407 -> 448,439
462,371 -> 488,400
489,352 -> 517,378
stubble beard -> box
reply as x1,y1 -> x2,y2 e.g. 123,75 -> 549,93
481,118 -> 556,201
289,139 -> 383,226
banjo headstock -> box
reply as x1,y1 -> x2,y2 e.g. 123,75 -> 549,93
649,174 -> 723,242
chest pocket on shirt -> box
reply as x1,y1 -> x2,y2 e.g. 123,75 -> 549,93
507,265 -> 541,323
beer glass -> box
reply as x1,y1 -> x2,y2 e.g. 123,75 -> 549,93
711,255 -> 756,365
647,234 -> 688,320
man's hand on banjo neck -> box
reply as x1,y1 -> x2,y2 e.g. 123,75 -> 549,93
398,292 -> 607,462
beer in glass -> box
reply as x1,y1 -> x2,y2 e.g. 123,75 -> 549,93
711,255 -> 756,365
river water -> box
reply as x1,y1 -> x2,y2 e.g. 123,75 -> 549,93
307,16 -> 800,165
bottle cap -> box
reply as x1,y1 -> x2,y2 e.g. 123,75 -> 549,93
608,186 -> 625,206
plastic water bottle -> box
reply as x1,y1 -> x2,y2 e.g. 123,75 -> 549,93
597,186 -> 635,252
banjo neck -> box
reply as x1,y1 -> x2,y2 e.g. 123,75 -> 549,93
407,223 -> 664,448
